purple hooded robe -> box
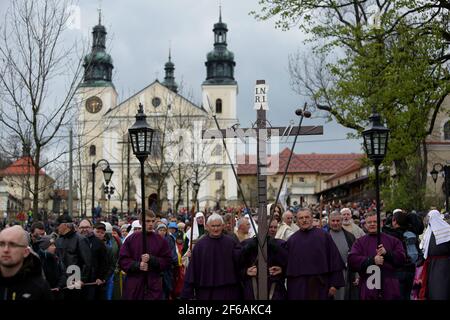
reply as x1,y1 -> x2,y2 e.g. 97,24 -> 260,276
285,227 -> 345,300
181,234 -> 242,300
118,231 -> 172,300
348,233 -> 405,300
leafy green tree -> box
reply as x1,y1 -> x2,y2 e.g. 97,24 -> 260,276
252,1 -> 450,209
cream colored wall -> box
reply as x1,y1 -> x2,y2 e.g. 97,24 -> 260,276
77,81 -> 239,213
426,95 -> 450,202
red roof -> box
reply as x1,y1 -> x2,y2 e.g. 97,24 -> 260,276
325,161 -> 364,182
0,157 -> 46,176
237,148 -> 364,175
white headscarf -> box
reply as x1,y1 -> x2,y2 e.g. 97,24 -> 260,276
420,209 -> 450,259
124,220 -> 142,242
186,212 -> 204,242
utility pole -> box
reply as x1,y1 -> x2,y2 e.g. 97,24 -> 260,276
68,128 -> 73,216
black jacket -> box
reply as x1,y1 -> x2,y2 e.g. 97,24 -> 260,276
0,252 -> 53,300
55,228 -> 92,282
38,249 -> 67,289
85,233 -> 109,281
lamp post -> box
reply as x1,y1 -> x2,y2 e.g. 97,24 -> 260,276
186,179 -> 190,212
104,185 -> 115,219
128,103 -> 154,256
362,108 -> 389,246
193,181 -> 200,211
92,159 -> 113,220
430,163 -> 450,213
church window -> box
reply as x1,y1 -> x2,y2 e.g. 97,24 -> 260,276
89,145 -> 96,156
213,144 -> 222,156
215,171 -> 223,180
444,121 -> 450,140
151,131 -> 161,157
215,99 -> 222,114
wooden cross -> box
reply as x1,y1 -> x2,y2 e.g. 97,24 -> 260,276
202,80 -> 323,300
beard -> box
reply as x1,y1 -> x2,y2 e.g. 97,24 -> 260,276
342,219 -> 351,226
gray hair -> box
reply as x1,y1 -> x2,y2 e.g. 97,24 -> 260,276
282,210 -> 293,220
329,211 -> 342,218
236,217 -> 248,228
207,213 -> 224,225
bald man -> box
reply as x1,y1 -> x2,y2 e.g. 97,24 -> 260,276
0,226 -> 52,300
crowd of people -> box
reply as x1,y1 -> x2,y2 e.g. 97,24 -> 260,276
0,201 -> 449,300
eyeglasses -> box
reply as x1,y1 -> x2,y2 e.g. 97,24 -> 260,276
0,241 -> 28,249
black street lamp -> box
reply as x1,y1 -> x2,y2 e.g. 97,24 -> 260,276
430,163 -> 450,213
92,159 -> 113,220
128,103 -> 154,255
193,181 -> 200,211
104,185 -> 115,218
362,109 -> 389,246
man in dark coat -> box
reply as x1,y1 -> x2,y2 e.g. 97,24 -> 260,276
181,213 -> 242,300
118,210 -> 172,300
382,209 -> 419,300
240,219 -> 288,300
328,211 -> 358,300
0,225 -> 52,300
348,211 -> 406,300
55,214 -> 92,300
285,208 -> 345,300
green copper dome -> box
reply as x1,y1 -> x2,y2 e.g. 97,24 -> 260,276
162,50 -> 178,93
80,17 -> 114,88
203,11 -> 236,85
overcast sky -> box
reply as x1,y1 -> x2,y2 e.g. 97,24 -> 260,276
1,0 -> 363,155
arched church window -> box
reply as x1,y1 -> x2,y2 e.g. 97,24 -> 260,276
213,144 -> 222,156
215,99 -> 222,114
444,121 -> 450,140
89,145 -> 96,156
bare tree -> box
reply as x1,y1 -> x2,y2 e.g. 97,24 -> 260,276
0,0 -> 85,219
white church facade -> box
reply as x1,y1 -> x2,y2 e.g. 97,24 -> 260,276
75,13 -> 239,216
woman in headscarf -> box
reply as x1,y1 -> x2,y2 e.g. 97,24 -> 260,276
123,220 -> 142,242
185,212 -> 205,245
419,209 -> 450,300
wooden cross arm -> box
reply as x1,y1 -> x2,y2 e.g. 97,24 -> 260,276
201,125 -> 323,139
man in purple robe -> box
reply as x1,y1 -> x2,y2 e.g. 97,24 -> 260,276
118,210 -> 172,300
285,208 -> 345,300
240,219 -> 288,300
348,211 -> 406,300
181,213 -> 242,300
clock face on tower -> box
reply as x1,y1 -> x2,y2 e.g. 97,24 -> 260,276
152,97 -> 161,108
85,96 -> 103,114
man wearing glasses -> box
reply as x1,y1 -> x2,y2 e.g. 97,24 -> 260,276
0,225 -> 52,300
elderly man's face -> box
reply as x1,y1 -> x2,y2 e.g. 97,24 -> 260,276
0,227 -> 30,269
341,211 -> 352,222
330,215 -> 343,232
208,220 -> 224,237
297,211 -> 313,231
283,212 -> 294,225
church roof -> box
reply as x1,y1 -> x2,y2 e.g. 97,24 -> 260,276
105,80 -> 206,116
